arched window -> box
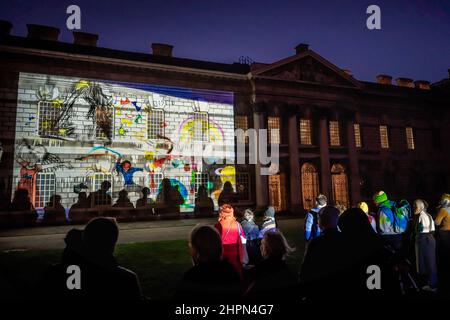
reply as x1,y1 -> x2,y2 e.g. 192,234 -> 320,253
268,174 -> 286,211
331,164 -> 349,208
301,163 -> 319,210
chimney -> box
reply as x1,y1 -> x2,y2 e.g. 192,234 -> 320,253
27,24 -> 60,41
414,80 -> 430,90
0,20 -> 12,38
343,69 -> 353,77
73,31 -> 98,46
151,43 -> 173,57
295,43 -> 309,54
396,77 -> 414,88
376,74 -> 392,85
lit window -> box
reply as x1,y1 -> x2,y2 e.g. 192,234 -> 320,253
268,116 -> 280,144
354,124 -> 362,148
34,172 -> 56,208
96,106 -> 113,140
148,109 -> 165,139
91,173 -> 113,207
236,172 -> 251,201
235,115 -> 249,144
195,173 -> 209,194
300,119 -> 312,145
149,173 -> 164,196
38,101 -> 60,136
193,112 -> 209,142
329,121 -> 341,146
380,125 -> 389,149
406,127 -> 415,150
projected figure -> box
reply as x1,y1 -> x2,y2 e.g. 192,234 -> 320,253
115,158 -> 143,187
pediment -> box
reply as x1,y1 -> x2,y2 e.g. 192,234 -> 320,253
252,52 -> 360,88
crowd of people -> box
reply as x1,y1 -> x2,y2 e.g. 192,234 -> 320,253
37,189 -> 450,300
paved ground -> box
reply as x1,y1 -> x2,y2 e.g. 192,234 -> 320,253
0,217 -> 303,251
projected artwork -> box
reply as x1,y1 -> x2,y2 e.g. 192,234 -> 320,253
13,72 -> 235,210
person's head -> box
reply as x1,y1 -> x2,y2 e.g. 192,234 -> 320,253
373,191 -> 388,207
260,231 -> 294,260
118,189 -> 128,200
48,194 -> 62,206
414,199 -> 428,215
439,194 -> 450,207
13,189 -> 29,203
189,224 -> 222,264
357,202 -> 369,214
78,192 -> 87,202
219,204 -> 235,220
122,160 -> 131,171
264,206 -> 275,219
222,181 -> 233,193
161,178 -> 171,191
243,209 -> 254,222
197,185 -> 207,198
83,217 -> 119,254
316,194 -> 327,207
318,206 -> 340,231
141,187 -> 150,198
338,208 -> 376,239
100,181 -> 111,192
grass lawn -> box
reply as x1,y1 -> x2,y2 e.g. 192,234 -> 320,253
0,221 -> 305,299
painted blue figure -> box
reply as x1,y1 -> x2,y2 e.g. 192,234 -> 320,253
116,158 -> 143,186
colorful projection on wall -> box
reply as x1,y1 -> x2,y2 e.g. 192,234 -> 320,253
13,72 -> 235,210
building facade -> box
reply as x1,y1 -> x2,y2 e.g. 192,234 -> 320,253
0,21 -> 449,215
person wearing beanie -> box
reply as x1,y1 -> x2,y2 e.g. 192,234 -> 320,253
357,201 -> 377,233
435,193 -> 450,294
259,206 -> 278,238
373,191 -> 408,252
215,204 -> 245,277
304,194 -> 327,242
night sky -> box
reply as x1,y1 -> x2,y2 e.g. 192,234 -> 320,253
1,0 -> 449,82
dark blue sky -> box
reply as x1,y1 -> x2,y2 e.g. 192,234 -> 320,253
1,0 -> 449,82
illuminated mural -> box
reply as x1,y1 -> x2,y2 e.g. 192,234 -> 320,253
13,72 -> 235,210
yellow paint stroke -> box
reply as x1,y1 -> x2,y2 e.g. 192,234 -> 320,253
75,80 -> 90,90
52,99 -> 62,108
58,128 -> 66,136
121,118 -> 133,126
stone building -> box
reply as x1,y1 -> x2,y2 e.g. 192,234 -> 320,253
0,21 -> 449,215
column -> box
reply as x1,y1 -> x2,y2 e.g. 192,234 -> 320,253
318,117 -> 332,199
288,114 -> 301,212
253,111 -> 269,209
347,120 -> 361,205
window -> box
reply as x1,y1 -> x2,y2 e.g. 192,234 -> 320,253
92,173 -> 113,192
268,174 -> 286,211
331,164 -> 349,208
96,106 -> 113,140
236,172 -> 251,201
329,121 -> 341,146
193,112 -> 209,142
354,124 -> 362,148
268,116 -> 280,144
380,125 -> 389,149
195,173 -> 210,194
34,172 -> 56,208
91,173 -> 113,207
235,115 -> 249,144
299,119 -> 312,145
301,163 -> 319,210
38,101 -> 60,136
406,127 -> 415,150
149,172 -> 164,196
148,109 -> 165,139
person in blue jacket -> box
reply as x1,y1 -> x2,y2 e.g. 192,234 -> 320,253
304,194 -> 327,242
116,158 -> 143,186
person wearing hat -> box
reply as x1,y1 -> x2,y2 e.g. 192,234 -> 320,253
435,193 -> 450,294
304,194 -> 327,242
259,206 -> 278,239
357,201 -> 377,233
373,191 -> 408,252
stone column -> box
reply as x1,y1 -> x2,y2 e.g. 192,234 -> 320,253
288,114 -> 301,212
346,119 -> 361,206
253,110 -> 268,209
318,116 -> 332,199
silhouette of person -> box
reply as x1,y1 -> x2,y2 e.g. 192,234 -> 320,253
218,181 -> 238,207
194,185 -> 214,216
155,178 -> 183,215
9,189 -> 35,212
136,187 -> 154,208
70,192 -> 90,211
41,217 -> 144,299
87,181 -> 112,207
43,195 -> 66,223
174,225 -> 242,301
113,189 -> 134,209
